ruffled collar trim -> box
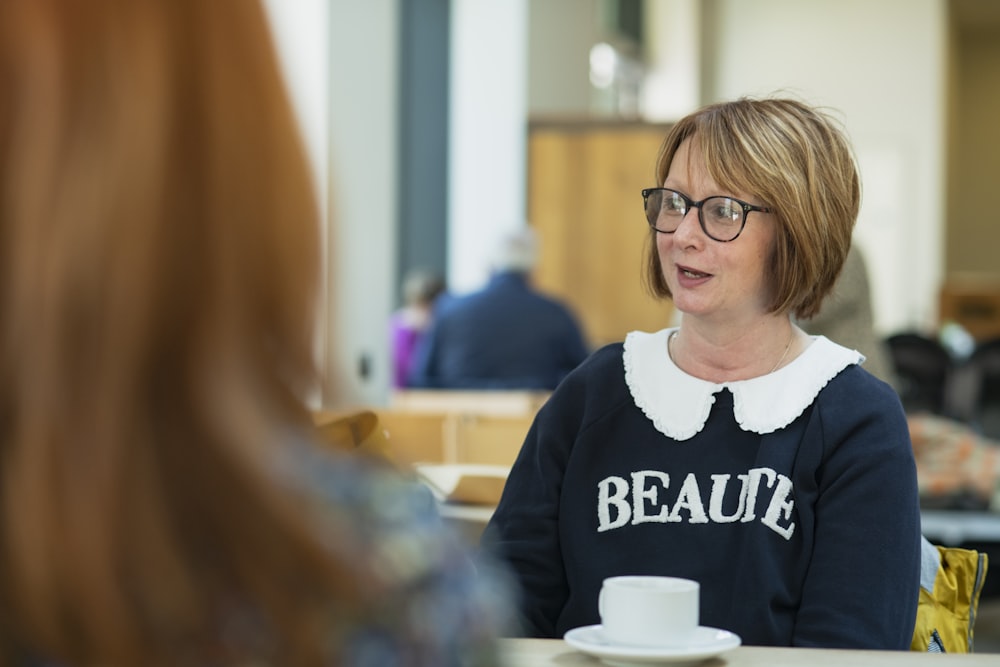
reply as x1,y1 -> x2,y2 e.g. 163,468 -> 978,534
622,328 -> 863,441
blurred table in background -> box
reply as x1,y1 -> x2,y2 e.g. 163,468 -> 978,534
921,510 -> 1000,546
389,389 -> 550,416
377,389 -> 547,467
316,391 -> 544,544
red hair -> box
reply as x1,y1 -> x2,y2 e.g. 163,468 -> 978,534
0,1 -> 364,663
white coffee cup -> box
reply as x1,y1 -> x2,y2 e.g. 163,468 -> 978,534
598,575 -> 700,647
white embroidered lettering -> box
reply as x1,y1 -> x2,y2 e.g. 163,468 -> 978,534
741,467 -> 777,522
597,476 -> 631,532
761,474 -> 796,539
708,473 -> 747,523
594,466 -> 796,537
667,473 -> 708,524
631,470 -> 670,525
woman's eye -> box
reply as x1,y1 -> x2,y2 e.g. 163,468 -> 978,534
708,200 -> 739,221
664,196 -> 686,213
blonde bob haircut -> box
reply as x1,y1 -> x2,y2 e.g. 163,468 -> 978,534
644,97 -> 860,320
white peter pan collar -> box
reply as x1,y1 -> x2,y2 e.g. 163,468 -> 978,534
622,328 -> 863,441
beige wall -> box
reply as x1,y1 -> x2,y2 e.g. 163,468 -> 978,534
527,0 -> 602,116
947,21 -> 1000,277
702,0 -> 947,336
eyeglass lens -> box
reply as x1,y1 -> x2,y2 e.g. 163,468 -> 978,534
644,189 -> 745,242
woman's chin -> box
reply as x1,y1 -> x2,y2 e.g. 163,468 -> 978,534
671,295 -> 705,317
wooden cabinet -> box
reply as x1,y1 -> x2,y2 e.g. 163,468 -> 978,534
527,119 -> 675,349
940,276 -> 1000,342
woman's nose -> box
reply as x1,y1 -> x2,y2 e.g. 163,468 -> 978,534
672,207 -> 703,244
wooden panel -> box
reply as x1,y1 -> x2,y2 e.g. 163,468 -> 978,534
373,410 -> 449,466
368,408 -> 535,468
529,120 -> 675,349
390,389 -> 549,416
367,390 -> 547,469
450,413 -> 534,467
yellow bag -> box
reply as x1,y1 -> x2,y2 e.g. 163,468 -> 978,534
911,536 -> 989,652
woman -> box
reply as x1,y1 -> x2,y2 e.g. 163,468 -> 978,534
0,1 -> 507,665
389,268 -> 447,389
483,98 -> 921,649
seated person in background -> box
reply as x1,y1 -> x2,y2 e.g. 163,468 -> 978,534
796,242 -> 897,387
797,244 -> 1000,511
0,1 -> 509,664
483,97 -> 920,649
408,227 -> 589,390
389,268 -> 447,388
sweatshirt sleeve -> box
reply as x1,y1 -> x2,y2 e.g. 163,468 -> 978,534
791,372 -> 922,649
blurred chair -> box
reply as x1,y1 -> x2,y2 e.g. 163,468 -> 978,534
886,332 -> 955,416
313,409 -> 398,463
949,338 -> 1000,439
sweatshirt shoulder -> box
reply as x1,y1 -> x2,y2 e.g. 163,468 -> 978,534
813,364 -> 910,448
524,342 -> 633,447
568,341 -> 624,380
821,363 -> 904,412
547,342 -> 630,415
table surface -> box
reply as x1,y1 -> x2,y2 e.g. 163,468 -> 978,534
920,509 -> 1000,546
499,638 -> 1000,666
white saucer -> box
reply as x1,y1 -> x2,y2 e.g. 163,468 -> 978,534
563,624 -> 741,667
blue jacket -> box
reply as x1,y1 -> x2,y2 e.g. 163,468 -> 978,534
408,272 -> 589,390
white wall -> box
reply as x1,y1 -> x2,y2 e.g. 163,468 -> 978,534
449,0 -> 529,293
704,0 -> 946,334
260,0 -> 331,407
325,1 -> 399,406
641,0 -> 700,121
527,0 -> 600,117
264,0 -> 398,408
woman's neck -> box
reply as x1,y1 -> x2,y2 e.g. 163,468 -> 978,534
668,318 -> 806,383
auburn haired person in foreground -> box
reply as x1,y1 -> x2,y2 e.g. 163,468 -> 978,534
0,1 -> 508,665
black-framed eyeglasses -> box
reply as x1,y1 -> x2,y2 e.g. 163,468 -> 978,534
641,187 -> 771,242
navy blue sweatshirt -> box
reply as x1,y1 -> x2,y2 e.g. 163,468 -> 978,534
484,330 -> 921,649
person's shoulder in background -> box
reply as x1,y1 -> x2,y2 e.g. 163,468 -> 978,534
797,244 -> 898,388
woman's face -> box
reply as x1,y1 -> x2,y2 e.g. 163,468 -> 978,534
658,137 -> 776,327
